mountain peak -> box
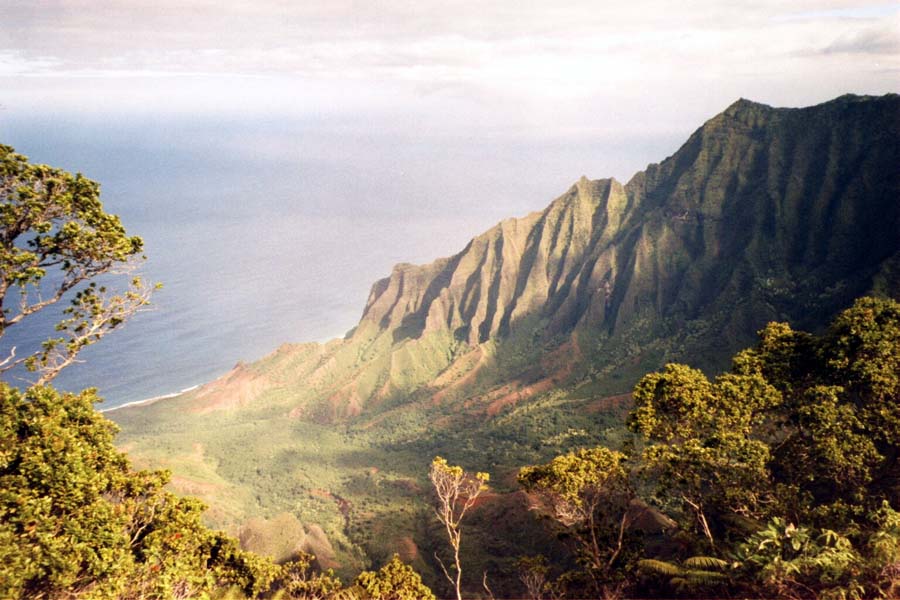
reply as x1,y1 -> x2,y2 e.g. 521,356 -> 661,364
703,97 -> 776,130
725,97 -> 771,111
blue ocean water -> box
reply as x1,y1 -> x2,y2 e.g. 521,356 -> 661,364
0,112 -> 680,407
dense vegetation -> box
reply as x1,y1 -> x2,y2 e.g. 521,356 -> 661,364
516,296 -> 900,599
5,297 -> 900,598
0,383 -> 444,599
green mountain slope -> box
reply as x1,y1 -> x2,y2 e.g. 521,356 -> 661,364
112,93 -> 900,593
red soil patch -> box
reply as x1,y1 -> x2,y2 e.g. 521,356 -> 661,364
460,333 -> 586,417
585,393 -> 633,413
430,346 -> 487,405
169,475 -> 218,496
466,490 -> 501,509
485,377 -> 557,416
326,383 -> 363,419
390,478 -> 422,495
309,488 -> 334,500
395,536 -> 419,562
189,363 -> 272,414
540,334 -> 584,380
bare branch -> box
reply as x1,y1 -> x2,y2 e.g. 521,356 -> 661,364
0,346 -> 17,370
30,276 -> 156,386
434,552 -> 455,590
429,457 -> 489,600
682,494 -> 715,550
482,571 -> 495,600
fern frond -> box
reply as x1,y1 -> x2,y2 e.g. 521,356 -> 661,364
683,570 -> 729,584
683,555 -> 729,570
638,558 -> 682,577
671,576 -> 690,592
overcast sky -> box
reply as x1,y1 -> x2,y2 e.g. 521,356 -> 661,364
1,1 -> 897,136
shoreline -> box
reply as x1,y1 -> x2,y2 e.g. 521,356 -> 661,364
101,384 -> 201,413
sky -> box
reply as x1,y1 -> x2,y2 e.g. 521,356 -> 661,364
2,1 -> 898,143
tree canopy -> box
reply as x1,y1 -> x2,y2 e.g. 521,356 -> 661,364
518,296 -> 900,599
0,383 -> 282,599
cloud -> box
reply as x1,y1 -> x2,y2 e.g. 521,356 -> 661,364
0,1 -> 897,120
823,24 -> 900,54
0,51 -> 61,76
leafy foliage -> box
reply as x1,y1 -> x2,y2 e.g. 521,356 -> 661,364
736,518 -> 863,600
629,364 -> 779,548
638,555 -> 732,593
517,447 -> 639,596
520,296 -> 900,598
353,554 -> 436,600
0,383 -> 280,599
0,144 -> 152,384
514,555 -> 561,600
271,551 -> 347,599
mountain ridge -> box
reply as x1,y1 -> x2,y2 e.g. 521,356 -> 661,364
314,92 -> 900,416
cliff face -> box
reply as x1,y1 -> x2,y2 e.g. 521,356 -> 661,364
358,176 -> 629,346
174,94 -> 900,421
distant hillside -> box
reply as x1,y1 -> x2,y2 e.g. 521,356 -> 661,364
112,93 -> 900,594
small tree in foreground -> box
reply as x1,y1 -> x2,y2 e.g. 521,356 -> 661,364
515,555 -> 564,600
354,554 -> 436,600
518,447 -> 637,596
273,550 -> 345,599
429,456 -> 489,600
0,144 -> 152,385
0,383 -> 280,599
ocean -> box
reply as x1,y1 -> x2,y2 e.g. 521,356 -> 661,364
0,111 -> 680,407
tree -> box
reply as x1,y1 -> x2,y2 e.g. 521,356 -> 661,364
0,383 -> 280,599
730,297 -> 900,526
626,297 -> 900,597
515,555 -> 563,600
272,550 -> 348,599
519,297 -> 900,598
0,144 -> 151,385
517,447 -> 636,595
734,518 -> 861,600
353,554 -> 436,600
629,364 -> 780,549
428,456 -> 489,600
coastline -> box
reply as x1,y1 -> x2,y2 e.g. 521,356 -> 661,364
100,384 -> 200,413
